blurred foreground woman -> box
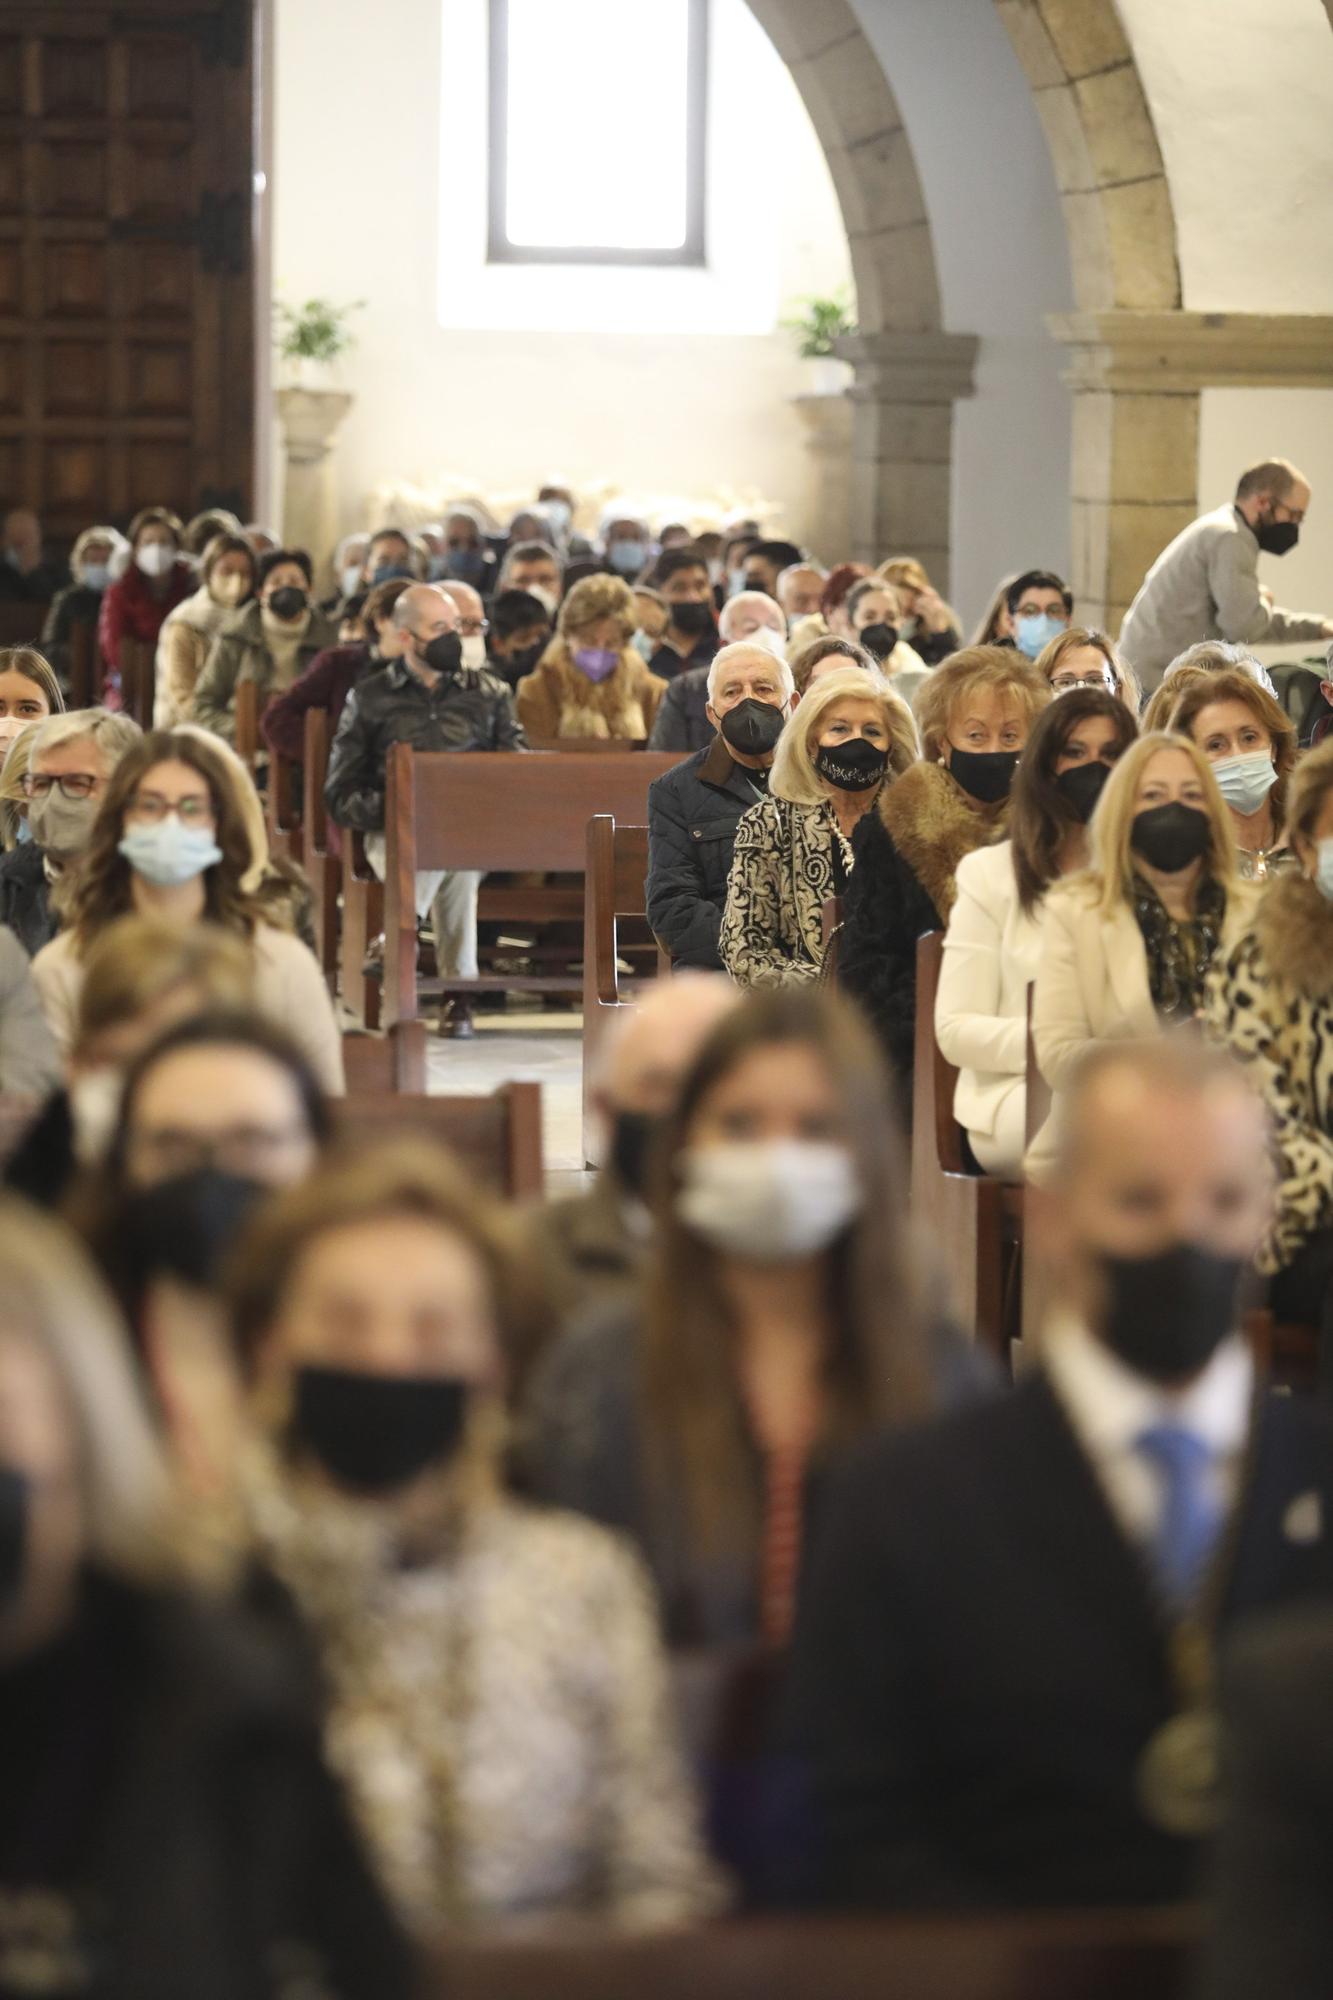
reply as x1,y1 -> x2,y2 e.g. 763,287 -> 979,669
234,1141 -> 721,1935
0,1199 -> 411,2000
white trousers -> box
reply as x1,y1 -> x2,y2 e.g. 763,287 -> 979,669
364,834 -> 482,980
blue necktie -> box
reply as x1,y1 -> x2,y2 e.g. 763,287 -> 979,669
1135,1424 -> 1221,1612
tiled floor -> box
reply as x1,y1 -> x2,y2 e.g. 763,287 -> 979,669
423,1009 -> 592,1193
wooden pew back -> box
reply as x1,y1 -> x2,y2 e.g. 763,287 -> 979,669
119,636 -> 156,730
0,601 -> 49,649
67,619 -> 98,709
334,1079 -> 543,1198
581,814 -> 669,1163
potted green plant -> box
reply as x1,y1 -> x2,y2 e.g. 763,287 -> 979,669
781,291 -> 857,395
273,296 -> 365,388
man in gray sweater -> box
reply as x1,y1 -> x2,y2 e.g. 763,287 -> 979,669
1119,458 -> 1333,693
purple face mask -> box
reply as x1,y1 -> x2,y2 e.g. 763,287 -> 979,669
573,646 -> 619,683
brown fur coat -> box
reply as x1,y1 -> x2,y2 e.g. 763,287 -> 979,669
515,642 -> 667,741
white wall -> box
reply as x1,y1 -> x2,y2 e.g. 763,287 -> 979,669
1119,0 -> 1333,313
848,0 -> 1074,629
272,0 -> 852,553
1199,389 -> 1333,665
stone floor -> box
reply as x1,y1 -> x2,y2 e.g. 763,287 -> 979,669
422,1008 -> 591,1195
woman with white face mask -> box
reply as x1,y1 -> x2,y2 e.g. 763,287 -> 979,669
153,532 -> 257,728
97,507 -> 194,704
30,729 -> 344,1093
39,524 -> 127,689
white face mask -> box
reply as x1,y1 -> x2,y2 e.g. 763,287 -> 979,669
460,633 -> 487,671
70,1068 -> 124,1164
745,624 -> 787,661
136,541 -> 175,578
526,582 -> 559,619
675,1139 -> 862,1263
211,571 -> 247,606
339,562 -> 364,597
0,717 -> 28,748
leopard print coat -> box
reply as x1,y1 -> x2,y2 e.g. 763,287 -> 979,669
1205,869 -> 1333,1272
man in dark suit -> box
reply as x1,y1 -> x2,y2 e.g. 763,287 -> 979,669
646,640 -> 793,971
784,1037 -> 1333,1911
1195,1604 -> 1333,1999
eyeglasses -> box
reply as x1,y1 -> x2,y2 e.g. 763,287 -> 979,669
1051,672 -> 1115,694
127,791 -> 214,825
457,618 -> 489,637
132,1124 -> 309,1180
24,772 -> 99,799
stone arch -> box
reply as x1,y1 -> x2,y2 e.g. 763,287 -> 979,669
995,0 -> 1180,310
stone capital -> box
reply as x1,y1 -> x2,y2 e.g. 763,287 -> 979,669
1047,310 -> 1333,394
833,329 -> 979,404
276,386 -> 354,466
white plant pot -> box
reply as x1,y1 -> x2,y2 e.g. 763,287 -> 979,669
803,355 -> 853,397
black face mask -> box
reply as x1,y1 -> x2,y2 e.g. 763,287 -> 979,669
610,1109 -> 664,1201
292,1366 -> 470,1495
670,601 -> 715,638
947,745 -> 1019,804
422,631 -> 463,677
719,697 -> 785,758
858,620 -> 899,663
1255,517 -> 1299,557
506,639 -> 546,680
0,1466 -> 25,1614
117,1168 -> 266,1302
814,738 -> 889,792
1130,801 -> 1211,874
1055,759 -> 1111,824
266,585 -> 308,622
1098,1242 -> 1246,1382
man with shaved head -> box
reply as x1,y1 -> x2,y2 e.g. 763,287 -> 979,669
777,563 -> 827,624
528,974 -> 740,1324
786,1038 -> 1333,1911
325,582 -> 526,1037
646,639 -> 794,967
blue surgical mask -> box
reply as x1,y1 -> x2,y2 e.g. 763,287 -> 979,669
1316,838 -> 1333,902
371,562 -> 414,585
543,500 -> 572,535
445,548 -> 487,585
1014,610 -> 1066,660
14,817 -> 32,845
1212,750 -> 1278,817
81,562 -> 111,592
426,555 -> 450,582
608,539 -> 646,577
119,817 -> 222,888
728,566 -> 748,599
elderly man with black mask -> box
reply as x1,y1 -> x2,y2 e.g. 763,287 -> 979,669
646,639 -> 793,970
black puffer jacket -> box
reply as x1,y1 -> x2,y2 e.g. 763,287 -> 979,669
646,734 -> 769,969
324,658 -> 527,831
0,842 -> 56,957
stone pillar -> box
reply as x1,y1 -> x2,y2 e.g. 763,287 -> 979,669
789,392 -> 854,567
276,386 -> 353,585
833,331 -> 979,597
1048,310 -> 1333,634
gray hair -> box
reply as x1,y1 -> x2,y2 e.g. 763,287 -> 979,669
706,639 -> 795,705
1164,640 -> 1277,699
718,591 -> 787,644
30,708 -> 142,769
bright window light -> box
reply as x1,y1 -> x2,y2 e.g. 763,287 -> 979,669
490,0 -> 706,263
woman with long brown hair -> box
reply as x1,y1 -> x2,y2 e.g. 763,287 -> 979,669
30,728 -> 342,1090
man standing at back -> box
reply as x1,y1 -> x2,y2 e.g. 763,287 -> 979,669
1120,459 -> 1333,694
785,1039 -> 1333,1910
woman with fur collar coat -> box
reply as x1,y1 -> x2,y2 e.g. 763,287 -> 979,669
1207,739 -> 1333,1344
838,648 -> 1051,1099
516,572 -> 667,741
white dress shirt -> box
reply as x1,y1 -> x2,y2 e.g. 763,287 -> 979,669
1044,1312 -> 1254,1550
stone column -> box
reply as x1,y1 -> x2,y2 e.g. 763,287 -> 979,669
276,386 -> 353,585
789,391 -> 854,566
1048,309 -> 1333,634
833,331 -> 979,597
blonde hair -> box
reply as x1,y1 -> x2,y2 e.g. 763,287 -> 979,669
770,666 -> 919,807
0,723 -> 41,850
877,555 -> 960,635
1036,624 -> 1141,712
0,1198 -> 173,1579
913,644 -> 1051,763
1276,736 -> 1333,854
75,916 -> 256,1052
557,572 -> 637,645
1087,730 -> 1239,914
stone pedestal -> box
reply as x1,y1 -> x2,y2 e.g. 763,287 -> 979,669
1048,310 -> 1333,632
790,391 -> 854,566
834,330 -> 979,595
276,386 -> 353,582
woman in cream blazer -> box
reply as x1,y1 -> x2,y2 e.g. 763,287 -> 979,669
936,688 -> 1137,1177
1028,730 -> 1257,1181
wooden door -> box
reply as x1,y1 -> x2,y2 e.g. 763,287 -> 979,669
0,0 -> 255,541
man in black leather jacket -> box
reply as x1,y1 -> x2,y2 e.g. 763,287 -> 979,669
325,583 -> 526,1033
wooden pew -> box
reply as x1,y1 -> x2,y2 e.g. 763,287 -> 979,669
67,619 -> 98,710
340,829 -> 384,1030
382,747 -> 684,1023
342,1021 -> 429,1094
581,814 -> 669,1165
427,1909 -> 1194,2000
912,931 -> 1022,1360
334,1079 -> 543,1199
118,636 -> 156,730
301,707 -> 342,990
527,737 -> 650,753
0,601 -> 49,649
266,728 -> 303,866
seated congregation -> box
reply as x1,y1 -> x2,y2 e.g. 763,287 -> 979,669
0,458 -> 1331,2000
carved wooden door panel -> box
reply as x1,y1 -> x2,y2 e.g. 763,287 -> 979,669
0,0 -> 254,538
